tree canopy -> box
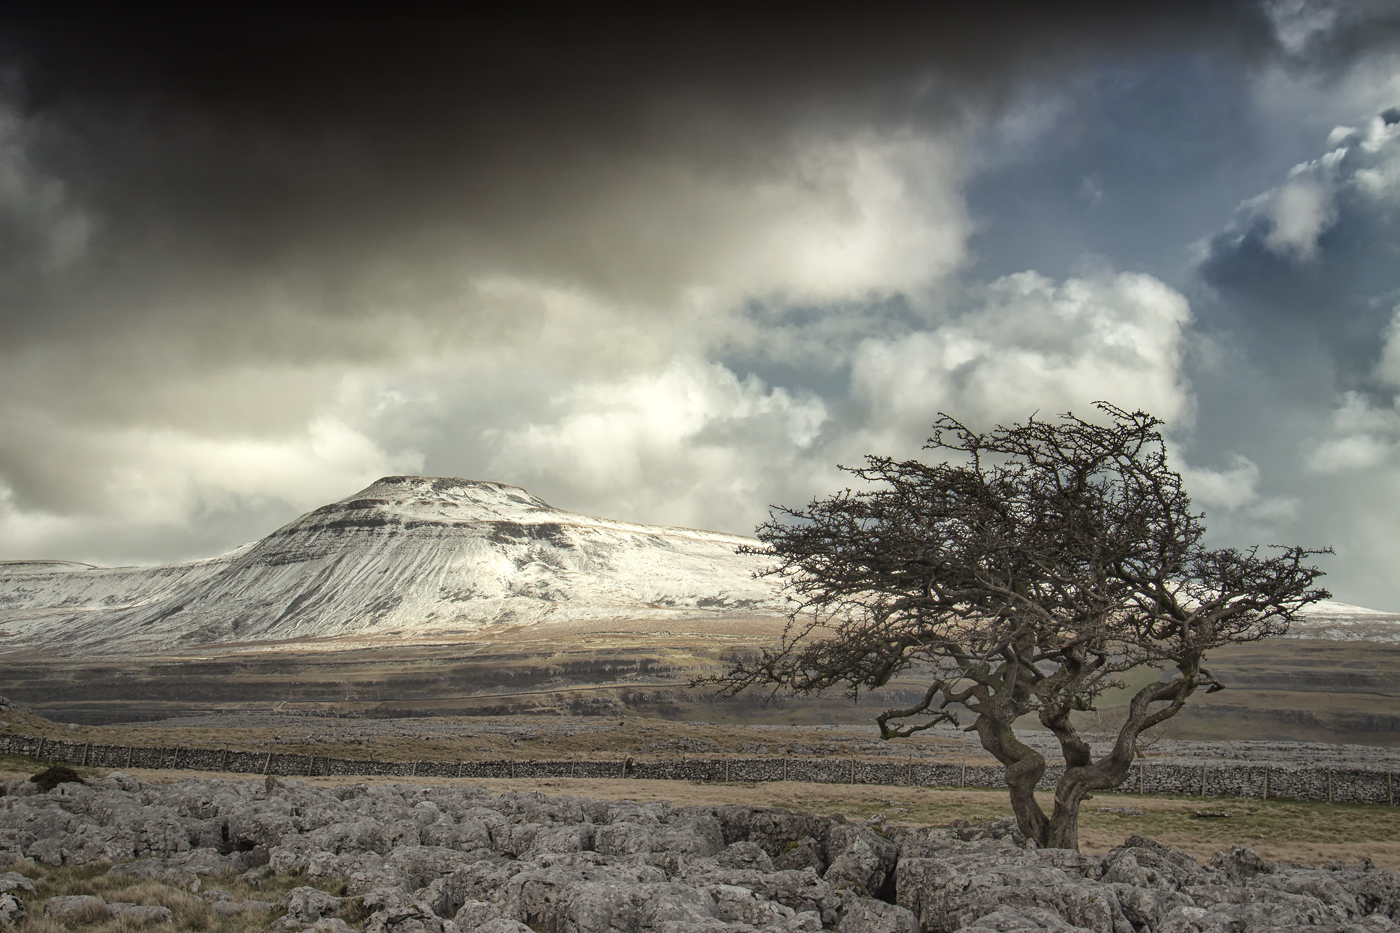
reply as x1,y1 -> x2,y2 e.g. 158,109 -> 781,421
711,405 -> 1329,849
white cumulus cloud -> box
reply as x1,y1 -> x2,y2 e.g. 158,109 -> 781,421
482,357 -> 830,534
849,270 -> 1194,445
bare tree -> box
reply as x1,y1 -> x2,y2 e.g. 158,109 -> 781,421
708,405 -> 1328,850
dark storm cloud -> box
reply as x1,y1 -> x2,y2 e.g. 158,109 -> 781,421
7,3 -> 1400,590
1196,125 -> 1400,399
1274,0 -> 1400,70
0,7 -> 1281,345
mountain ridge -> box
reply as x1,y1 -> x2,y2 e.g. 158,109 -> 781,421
0,476 -> 784,657
2,475 -> 1397,658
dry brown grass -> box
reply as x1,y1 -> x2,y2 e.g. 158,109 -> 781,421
1,712 -> 978,765
440,776 -> 1400,870
0,857 -> 347,933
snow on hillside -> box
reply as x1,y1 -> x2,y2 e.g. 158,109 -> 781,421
0,476 -> 785,656
2,475 -> 1396,657
1285,599 -> 1400,643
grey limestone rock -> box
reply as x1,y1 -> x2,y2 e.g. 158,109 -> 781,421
452,898 -> 536,931
1207,845 -> 1276,883
362,901 -> 460,933
384,845 -> 483,892
1103,881 -> 1196,930
896,846 -> 1135,933
774,835 -> 825,873
715,805 -> 830,864
716,840 -> 774,872
0,781 -> 37,799
0,892 -> 28,927
104,901 -> 175,924
4,773 -> 1400,933
42,894 -> 106,919
473,922 -> 534,933
953,905 -> 1096,931
111,847 -> 250,887
679,866 -> 842,926
282,885 -> 347,924
839,894 -> 919,933
706,881 -> 799,925
0,871 -> 34,896
239,864 -> 274,886
294,908 -> 352,933
824,822 -> 899,898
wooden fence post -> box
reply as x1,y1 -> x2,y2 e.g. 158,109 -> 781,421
1263,767 -> 1269,801
1200,765 -> 1207,797
960,763 -> 966,788
262,751 -> 272,775
81,743 -> 90,767
126,746 -> 133,768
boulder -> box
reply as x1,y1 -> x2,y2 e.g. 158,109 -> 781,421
0,872 -> 35,895
714,805 -> 829,862
897,849 -> 1134,933
43,894 -> 106,920
362,902 -> 460,933
453,898 -> 532,931
104,902 -> 174,924
824,822 -> 899,898
0,892 -> 28,927
282,885 -> 347,924
716,840 -> 774,873
840,895 -> 919,933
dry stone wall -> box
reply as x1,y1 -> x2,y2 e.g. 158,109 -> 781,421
4,732 -> 1396,805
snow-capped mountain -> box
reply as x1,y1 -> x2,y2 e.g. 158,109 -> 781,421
2,475 -> 1396,658
0,476 -> 785,657
1282,598 -> 1400,643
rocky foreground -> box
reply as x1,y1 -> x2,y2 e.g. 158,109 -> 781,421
2,774 -> 1399,933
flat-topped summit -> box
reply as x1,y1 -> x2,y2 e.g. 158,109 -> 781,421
0,476 -> 781,656
327,476 -> 555,520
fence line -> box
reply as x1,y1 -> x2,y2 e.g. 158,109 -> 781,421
2,732 -> 1394,805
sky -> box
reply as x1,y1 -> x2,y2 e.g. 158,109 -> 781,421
3,6 -> 1400,609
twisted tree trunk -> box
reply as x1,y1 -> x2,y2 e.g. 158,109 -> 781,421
975,714 -> 1050,845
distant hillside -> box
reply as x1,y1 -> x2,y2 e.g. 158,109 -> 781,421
0,476 -> 783,657
4,476 -> 1399,737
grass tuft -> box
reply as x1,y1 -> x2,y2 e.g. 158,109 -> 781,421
0,859 -> 351,933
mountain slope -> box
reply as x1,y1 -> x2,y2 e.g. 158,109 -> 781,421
0,476 -> 783,656
3,475 -> 1397,660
